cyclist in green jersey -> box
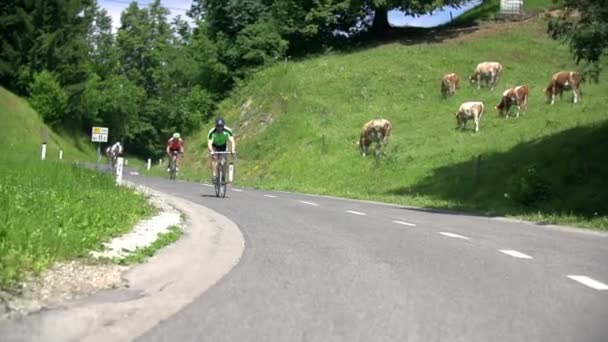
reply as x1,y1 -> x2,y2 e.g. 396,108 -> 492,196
208,117 -> 236,183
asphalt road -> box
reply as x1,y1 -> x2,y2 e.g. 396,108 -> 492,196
125,172 -> 608,342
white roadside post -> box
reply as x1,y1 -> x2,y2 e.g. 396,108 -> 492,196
147,158 -> 151,171
41,143 -> 47,160
115,157 -> 124,185
59,149 -> 63,160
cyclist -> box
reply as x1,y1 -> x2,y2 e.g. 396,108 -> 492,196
166,132 -> 184,172
208,117 -> 236,183
106,141 -> 123,169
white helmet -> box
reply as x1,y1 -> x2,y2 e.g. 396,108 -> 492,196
173,132 -> 180,139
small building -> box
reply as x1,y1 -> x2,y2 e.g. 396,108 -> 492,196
500,0 -> 524,15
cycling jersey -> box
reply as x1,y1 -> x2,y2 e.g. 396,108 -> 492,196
208,126 -> 233,146
167,137 -> 183,151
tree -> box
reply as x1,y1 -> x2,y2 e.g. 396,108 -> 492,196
28,71 -> 68,128
547,0 -> 608,82
87,1 -> 118,79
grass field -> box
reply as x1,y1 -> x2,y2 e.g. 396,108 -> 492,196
171,17 -> 608,230
0,87 -> 154,288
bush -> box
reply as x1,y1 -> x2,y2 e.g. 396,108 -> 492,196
28,71 -> 68,128
510,164 -> 553,207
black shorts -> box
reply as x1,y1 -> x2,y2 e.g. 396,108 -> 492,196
212,144 -> 227,152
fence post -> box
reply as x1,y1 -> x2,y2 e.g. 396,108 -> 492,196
41,143 -> 47,160
59,149 -> 63,160
116,157 -> 124,185
147,158 -> 151,171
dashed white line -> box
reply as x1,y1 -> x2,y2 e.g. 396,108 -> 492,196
345,210 -> 366,216
202,184 -> 212,187
439,232 -> 470,240
567,275 -> 608,290
299,201 -> 319,206
264,195 -> 277,198
499,250 -> 533,259
129,171 -> 140,175
232,189 -> 244,192
393,220 -> 416,227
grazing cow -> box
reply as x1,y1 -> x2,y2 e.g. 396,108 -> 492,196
543,71 -> 583,104
469,62 -> 503,90
455,101 -> 485,132
441,73 -> 460,98
495,85 -> 529,118
357,119 -> 392,156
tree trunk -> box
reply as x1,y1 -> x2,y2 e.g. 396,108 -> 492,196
371,6 -> 390,36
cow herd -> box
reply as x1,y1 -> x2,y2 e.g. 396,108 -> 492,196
442,61 -> 584,132
357,62 -> 585,156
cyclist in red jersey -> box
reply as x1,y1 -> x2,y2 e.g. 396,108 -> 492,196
166,132 -> 184,172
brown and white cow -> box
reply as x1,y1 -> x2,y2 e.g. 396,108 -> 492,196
357,119 -> 392,156
543,71 -> 583,104
441,73 -> 460,98
469,62 -> 503,90
495,85 -> 529,118
455,101 -> 485,132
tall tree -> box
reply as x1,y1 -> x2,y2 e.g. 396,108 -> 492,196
548,0 -> 608,82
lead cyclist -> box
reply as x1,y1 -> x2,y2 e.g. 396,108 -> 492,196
207,117 -> 236,183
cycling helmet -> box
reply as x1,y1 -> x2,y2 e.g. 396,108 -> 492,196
215,117 -> 225,127
172,132 -> 180,139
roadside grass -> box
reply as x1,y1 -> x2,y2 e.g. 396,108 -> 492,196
0,88 -> 156,288
116,226 -> 183,265
174,17 -> 608,230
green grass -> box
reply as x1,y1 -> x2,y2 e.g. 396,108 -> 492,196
175,17 -> 608,230
0,87 -> 155,288
0,87 -> 96,162
117,226 -> 183,265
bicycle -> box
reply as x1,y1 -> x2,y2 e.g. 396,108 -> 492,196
210,151 -> 234,198
168,151 -> 181,180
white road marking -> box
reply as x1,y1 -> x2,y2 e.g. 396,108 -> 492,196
299,201 -> 319,206
232,189 -> 244,192
202,184 -> 213,187
567,275 -> 608,290
393,220 -> 416,227
439,232 -> 470,240
264,195 -> 277,198
346,210 -> 366,216
129,171 -> 139,175
499,250 -> 533,259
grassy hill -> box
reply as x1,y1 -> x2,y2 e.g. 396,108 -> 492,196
0,87 -> 96,162
0,87 -> 154,288
173,16 -> 608,230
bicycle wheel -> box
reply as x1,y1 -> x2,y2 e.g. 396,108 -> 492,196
169,156 -> 176,180
220,164 -> 227,198
214,164 -> 221,197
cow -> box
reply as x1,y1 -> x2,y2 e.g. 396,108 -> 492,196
357,119 -> 392,157
543,71 -> 583,104
495,85 -> 529,118
455,101 -> 485,132
441,73 -> 460,98
469,62 -> 503,90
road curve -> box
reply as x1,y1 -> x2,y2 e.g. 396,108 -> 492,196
128,174 -> 608,342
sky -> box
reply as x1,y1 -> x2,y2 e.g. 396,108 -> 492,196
98,0 -> 482,32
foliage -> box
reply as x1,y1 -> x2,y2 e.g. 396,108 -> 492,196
547,0 -> 608,82
28,71 -> 68,128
